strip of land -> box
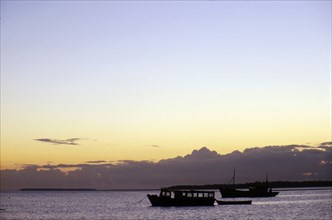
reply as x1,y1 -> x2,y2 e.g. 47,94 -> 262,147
19,181 -> 332,191
167,180 -> 332,190
20,188 -> 96,191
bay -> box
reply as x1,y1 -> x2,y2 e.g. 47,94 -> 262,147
1,188 -> 331,220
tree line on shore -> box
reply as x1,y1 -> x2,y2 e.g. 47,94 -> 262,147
167,180 -> 332,190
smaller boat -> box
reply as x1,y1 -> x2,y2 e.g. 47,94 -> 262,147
220,186 -> 279,198
216,200 -> 252,205
147,188 -> 215,206
220,169 -> 279,198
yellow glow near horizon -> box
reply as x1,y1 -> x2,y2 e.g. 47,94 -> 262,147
1,85 -> 331,170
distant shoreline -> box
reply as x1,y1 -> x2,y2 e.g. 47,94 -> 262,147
17,188 -> 158,191
10,180 -> 332,192
20,188 -> 97,191
167,180 -> 332,190
11,186 -> 332,192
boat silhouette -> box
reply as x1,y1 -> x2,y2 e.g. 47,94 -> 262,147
147,188 -> 215,206
219,169 -> 279,198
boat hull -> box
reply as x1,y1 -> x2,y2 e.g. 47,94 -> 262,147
216,200 -> 252,205
147,194 -> 215,206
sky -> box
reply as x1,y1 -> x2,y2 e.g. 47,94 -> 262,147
1,1 -> 331,171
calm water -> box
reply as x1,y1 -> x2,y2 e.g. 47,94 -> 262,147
1,188 -> 331,220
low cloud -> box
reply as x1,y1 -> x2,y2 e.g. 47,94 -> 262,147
151,145 -> 161,148
34,138 -> 82,145
1,142 -> 331,190
319,142 -> 332,150
85,160 -> 107,164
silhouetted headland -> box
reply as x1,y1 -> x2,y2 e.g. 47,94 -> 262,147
21,188 -> 96,191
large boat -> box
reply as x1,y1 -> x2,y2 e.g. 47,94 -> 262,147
219,169 -> 279,198
147,188 -> 216,206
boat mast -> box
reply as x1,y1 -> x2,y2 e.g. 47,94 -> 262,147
232,168 -> 236,185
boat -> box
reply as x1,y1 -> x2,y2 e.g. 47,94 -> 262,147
147,188 -> 216,206
219,169 -> 279,198
220,185 -> 279,198
216,200 -> 252,205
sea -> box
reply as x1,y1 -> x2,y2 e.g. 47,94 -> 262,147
1,188 -> 331,220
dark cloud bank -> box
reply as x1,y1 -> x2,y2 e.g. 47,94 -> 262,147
34,138 -> 82,145
1,143 -> 331,190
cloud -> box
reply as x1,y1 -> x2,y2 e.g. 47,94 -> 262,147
151,145 -> 161,148
320,142 -> 332,146
85,160 -> 107,164
34,138 -> 82,145
1,142 -> 331,190
184,146 -> 220,160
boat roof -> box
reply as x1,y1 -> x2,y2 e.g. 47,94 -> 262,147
161,188 -> 215,193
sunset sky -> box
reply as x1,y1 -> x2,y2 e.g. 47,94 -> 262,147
1,1 -> 331,170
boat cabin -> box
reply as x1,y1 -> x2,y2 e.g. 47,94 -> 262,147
174,191 -> 215,198
159,189 -> 215,199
